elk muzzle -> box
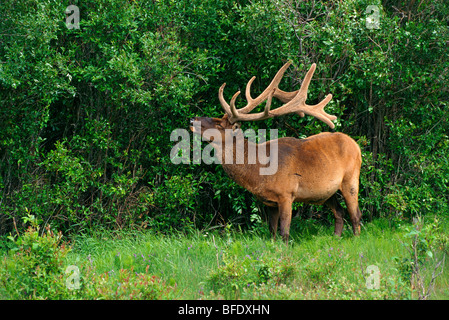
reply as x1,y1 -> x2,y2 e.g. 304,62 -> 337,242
189,118 -> 197,133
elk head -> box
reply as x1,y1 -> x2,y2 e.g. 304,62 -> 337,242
190,114 -> 240,143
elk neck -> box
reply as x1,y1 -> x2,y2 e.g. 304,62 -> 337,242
210,130 -> 272,192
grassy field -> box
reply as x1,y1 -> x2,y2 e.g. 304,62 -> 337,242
60,215 -> 449,300
1,214 -> 448,299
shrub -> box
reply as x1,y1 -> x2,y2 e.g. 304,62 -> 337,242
0,215 -> 71,299
0,214 -> 177,299
395,216 -> 448,299
206,246 -> 296,299
80,265 -> 177,300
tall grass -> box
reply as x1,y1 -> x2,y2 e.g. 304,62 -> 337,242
65,216 -> 449,299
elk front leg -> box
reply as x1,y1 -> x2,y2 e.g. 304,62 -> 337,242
278,199 -> 293,243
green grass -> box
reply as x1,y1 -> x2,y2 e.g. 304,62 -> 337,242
62,215 -> 449,300
1,214 -> 447,299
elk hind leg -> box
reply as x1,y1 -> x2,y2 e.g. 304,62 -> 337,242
325,194 -> 345,237
266,206 -> 280,239
341,183 -> 362,235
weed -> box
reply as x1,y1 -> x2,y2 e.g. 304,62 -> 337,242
0,216 -> 177,300
395,216 -> 447,299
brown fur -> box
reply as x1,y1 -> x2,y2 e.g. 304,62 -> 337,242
191,115 -> 362,242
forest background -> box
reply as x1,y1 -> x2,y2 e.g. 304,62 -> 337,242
1,0 -> 448,236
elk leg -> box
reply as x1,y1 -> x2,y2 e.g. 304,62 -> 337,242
278,199 -> 293,243
267,206 -> 280,239
341,183 -> 361,235
325,194 -> 345,237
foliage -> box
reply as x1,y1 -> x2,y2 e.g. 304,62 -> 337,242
1,0 -> 448,235
394,216 -> 448,299
206,242 -> 296,299
0,214 -> 71,299
205,238 -> 413,299
2,216 -> 448,299
0,215 -> 176,299
78,265 -> 177,300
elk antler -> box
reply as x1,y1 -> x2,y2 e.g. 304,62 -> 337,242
218,62 -> 337,129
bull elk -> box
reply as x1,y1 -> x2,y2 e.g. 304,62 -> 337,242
190,61 -> 362,242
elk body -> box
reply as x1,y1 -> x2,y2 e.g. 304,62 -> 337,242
190,62 -> 362,242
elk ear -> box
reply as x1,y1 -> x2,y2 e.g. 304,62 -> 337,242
231,122 -> 241,134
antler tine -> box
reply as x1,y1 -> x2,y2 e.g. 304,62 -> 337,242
297,63 -> 316,100
238,61 -> 291,114
219,62 -> 292,123
269,63 -> 337,128
219,62 -> 336,128
218,83 -> 235,120
271,63 -> 315,103
270,92 -> 336,128
244,76 -> 256,105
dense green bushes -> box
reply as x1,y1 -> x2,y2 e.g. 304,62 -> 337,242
1,0 -> 448,235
